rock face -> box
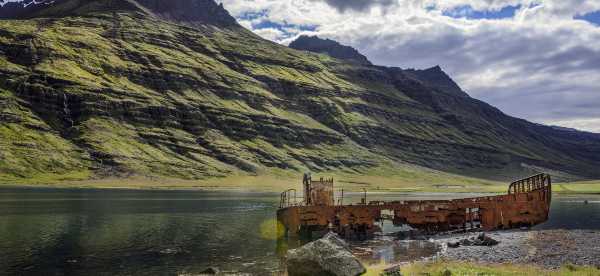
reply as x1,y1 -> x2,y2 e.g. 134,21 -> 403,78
0,0 -> 56,19
1,0 -> 600,181
136,0 -> 238,27
286,232 -> 366,276
404,65 -> 470,98
289,35 -> 372,65
0,0 -> 238,27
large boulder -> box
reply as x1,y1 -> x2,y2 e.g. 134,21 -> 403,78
286,232 -> 366,276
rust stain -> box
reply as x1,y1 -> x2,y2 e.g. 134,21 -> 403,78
277,173 -> 551,239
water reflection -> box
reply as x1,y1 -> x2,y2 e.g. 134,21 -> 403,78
0,188 -> 283,275
0,187 -> 599,275
351,237 -> 439,266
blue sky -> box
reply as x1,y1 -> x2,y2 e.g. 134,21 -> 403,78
219,0 -> 600,132
442,4 -> 522,19
575,10 -> 600,26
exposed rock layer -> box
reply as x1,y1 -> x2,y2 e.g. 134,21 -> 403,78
290,35 -> 373,65
1,0 -> 600,181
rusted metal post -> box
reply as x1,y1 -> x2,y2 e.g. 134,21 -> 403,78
361,188 -> 367,205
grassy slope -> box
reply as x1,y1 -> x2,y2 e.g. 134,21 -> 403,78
0,11 -> 436,184
0,5 -> 600,189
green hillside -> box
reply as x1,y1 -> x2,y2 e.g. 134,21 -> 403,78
1,0 -> 600,186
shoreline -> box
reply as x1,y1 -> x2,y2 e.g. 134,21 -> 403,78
1,183 -> 600,195
432,229 -> 600,269
366,229 -> 600,275
1,171 -> 599,194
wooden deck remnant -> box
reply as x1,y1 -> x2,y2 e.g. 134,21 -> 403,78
277,173 -> 552,239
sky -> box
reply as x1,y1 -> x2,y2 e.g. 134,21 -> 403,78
217,0 -> 600,133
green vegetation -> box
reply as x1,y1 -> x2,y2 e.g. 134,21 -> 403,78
364,261 -> 600,276
1,1 -> 600,187
553,181 -> 600,194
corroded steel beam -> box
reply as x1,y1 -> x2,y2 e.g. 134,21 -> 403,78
277,174 -> 551,239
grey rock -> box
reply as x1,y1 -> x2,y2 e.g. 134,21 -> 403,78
382,265 -> 403,276
447,241 -> 460,248
460,238 -> 473,246
289,35 -> 373,65
199,267 -> 219,275
459,233 -> 499,246
287,232 -> 366,276
397,230 -> 427,240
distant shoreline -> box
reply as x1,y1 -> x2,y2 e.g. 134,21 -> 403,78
1,181 -> 599,195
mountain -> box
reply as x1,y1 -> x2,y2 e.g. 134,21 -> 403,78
0,0 -> 54,19
0,0 -> 238,26
289,35 -> 373,66
1,0 -> 600,183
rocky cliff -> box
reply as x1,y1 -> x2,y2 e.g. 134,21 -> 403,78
289,35 -> 373,66
1,0 -> 600,182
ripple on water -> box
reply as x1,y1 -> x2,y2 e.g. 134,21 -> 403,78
350,236 -> 441,266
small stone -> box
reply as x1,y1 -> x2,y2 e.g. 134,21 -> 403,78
382,265 -> 403,276
460,238 -> 473,246
447,241 -> 460,248
199,267 -> 219,275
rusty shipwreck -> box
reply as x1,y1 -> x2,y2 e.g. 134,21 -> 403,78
277,173 -> 551,239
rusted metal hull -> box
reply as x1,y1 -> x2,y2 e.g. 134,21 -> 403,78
277,174 -> 551,239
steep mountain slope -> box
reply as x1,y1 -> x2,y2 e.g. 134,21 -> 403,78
290,35 -> 372,66
1,0 -> 600,182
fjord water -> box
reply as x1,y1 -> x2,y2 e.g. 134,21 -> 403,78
0,188 -> 598,275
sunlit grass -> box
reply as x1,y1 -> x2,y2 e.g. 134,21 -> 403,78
554,181 -> 600,194
364,260 -> 600,276
2,166 -> 599,195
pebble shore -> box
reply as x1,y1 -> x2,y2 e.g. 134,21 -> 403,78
432,229 -> 600,268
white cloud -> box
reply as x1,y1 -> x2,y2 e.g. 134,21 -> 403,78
252,27 -> 286,41
219,0 -> 600,133
544,118 -> 600,133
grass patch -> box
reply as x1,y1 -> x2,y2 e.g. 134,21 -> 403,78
0,164 -> 507,193
364,261 -> 600,276
553,181 -> 600,194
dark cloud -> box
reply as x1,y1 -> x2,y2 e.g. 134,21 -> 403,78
316,0 -> 396,12
353,21 -> 600,127
225,0 -> 600,132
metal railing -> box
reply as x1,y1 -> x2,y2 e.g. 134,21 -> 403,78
508,173 -> 551,195
279,189 -> 298,208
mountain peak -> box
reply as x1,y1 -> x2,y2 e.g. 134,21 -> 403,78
405,65 -> 470,97
289,35 -> 372,65
0,0 -> 239,27
136,0 -> 238,27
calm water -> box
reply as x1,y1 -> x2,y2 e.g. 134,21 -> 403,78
0,187 -> 598,275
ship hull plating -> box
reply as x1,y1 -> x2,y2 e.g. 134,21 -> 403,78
277,174 -> 551,239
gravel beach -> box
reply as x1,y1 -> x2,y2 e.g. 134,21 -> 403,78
433,229 -> 600,268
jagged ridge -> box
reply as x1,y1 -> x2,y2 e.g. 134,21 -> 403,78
289,35 -> 373,66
